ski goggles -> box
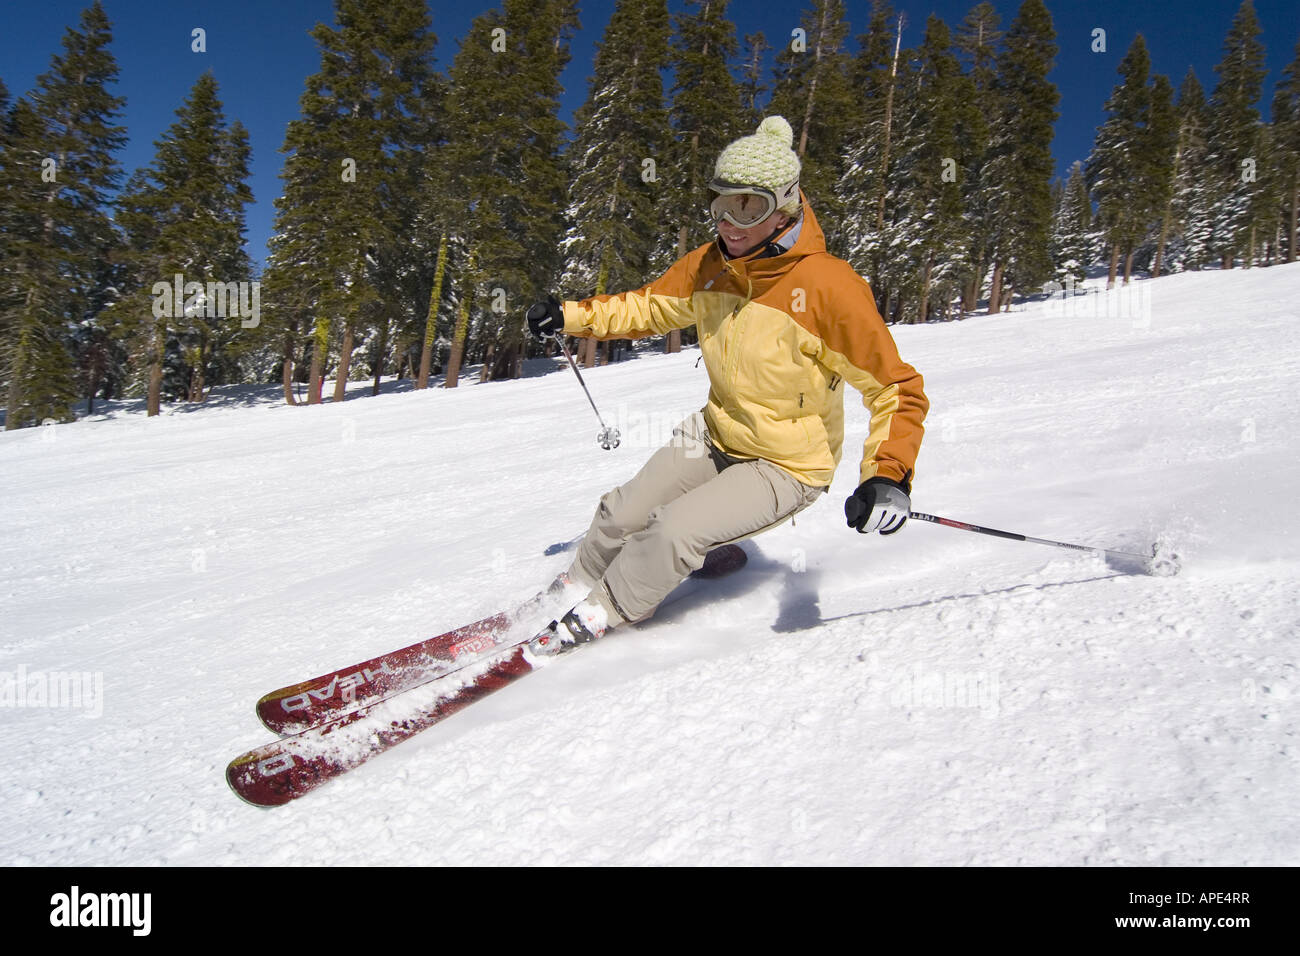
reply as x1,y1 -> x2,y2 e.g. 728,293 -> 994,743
707,178 -> 799,228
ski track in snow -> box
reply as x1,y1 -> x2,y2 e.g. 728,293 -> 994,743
1,264 -> 1298,865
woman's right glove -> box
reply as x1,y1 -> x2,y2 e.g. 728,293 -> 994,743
526,296 -> 564,340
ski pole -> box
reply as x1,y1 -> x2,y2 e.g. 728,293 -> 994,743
908,511 -> 1179,575
556,336 -> 620,450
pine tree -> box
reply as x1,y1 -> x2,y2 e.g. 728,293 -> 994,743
663,0 -> 742,262
769,0 -> 856,253
411,77 -> 451,391
0,78 -> 14,351
1270,39 -> 1300,262
103,73 -> 254,415
878,16 -> 979,322
982,0 -> 1058,312
263,0 -> 437,404
1168,69 -> 1215,270
1,1 -> 125,429
953,2 -> 1001,311
1085,35 -> 1179,286
441,0 -> 579,386
1086,35 -> 1149,286
561,0 -> 669,299
0,76 -> 10,264
739,32 -> 770,130
1144,73 -> 1180,277
838,0 -> 904,299
1205,0 -> 1268,269
1051,161 -> 1091,287
559,0 -> 670,368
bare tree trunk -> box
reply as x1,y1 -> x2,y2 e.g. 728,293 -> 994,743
917,254 -> 932,324
332,322 -> 354,402
875,15 -> 905,232
307,315 -> 329,405
188,329 -> 209,402
1123,246 -> 1136,285
372,323 -> 387,396
963,257 -> 985,313
281,324 -> 299,405
147,318 -> 165,416
1153,215 -> 1171,278
796,4 -> 832,158
987,261 -> 1004,314
1107,243 -> 1120,288
1289,183 -> 1298,263
418,232 -> 449,389
444,252 -> 476,389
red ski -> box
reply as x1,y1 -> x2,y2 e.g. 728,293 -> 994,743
255,545 -> 749,735
228,545 -> 749,806
229,640 -> 544,807
256,610 -> 514,735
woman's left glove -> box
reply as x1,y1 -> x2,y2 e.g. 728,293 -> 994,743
526,296 -> 564,339
845,477 -> 911,535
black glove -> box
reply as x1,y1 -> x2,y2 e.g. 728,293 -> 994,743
845,476 -> 911,535
526,295 -> 564,340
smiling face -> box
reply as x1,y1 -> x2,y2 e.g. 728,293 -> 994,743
717,211 -> 792,257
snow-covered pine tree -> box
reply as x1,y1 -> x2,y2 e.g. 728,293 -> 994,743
1273,39 -> 1300,262
1050,161 -> 1091,288
442,0 -> 578,386
879,16 -> 978,323
1143,74 -> 1180,277
982,0 -> 1058,313
769,0 -> 856,254
0,76 -> 11,281
559,0 -> 670,367
102,73 -> 254,415
262,0 -> 436,404
0,78 -> 14,400
953,1 -> 1001,312
839,0 -> 904,304
658,0 -> 742,354
1087,35 -> 1150,286
1205,0 -> 1268,270
369,29 -> 444,395
1167,70 -> 1215,271
411,74 -> 451,391
663,0 -> 741,264
1086,35 -> 1175,286
1,1 -> 125,429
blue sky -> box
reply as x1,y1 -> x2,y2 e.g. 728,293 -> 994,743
2,0 -> 1297,267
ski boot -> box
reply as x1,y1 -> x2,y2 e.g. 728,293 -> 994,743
530,600 -> 609,656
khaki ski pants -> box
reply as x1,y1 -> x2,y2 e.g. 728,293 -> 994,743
569,411 -> 826,624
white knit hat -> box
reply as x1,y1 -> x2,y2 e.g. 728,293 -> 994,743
712,116 -> 802,214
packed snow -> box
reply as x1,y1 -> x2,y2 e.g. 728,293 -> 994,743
1,263 -> 1297,864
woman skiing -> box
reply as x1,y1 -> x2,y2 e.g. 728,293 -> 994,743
527,116 -> 929,644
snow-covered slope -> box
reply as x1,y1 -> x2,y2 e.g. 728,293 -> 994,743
2,264 -> 1297,864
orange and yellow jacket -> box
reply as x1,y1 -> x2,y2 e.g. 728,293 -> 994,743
562,198 -> 928,489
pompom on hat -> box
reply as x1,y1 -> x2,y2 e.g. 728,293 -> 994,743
712,116 -> 802,215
